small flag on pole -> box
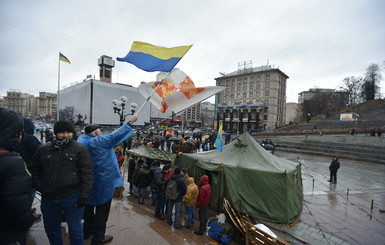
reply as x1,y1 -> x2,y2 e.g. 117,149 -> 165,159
117,41 -> 192,72
59,53 -> 71,64
214,124 -> 223,152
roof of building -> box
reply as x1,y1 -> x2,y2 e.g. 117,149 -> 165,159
215,65 -> 289,79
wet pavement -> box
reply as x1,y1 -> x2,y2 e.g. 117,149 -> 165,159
27,151 -> 385,245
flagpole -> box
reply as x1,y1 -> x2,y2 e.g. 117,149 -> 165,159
134,71 -> 170,117
57,53 -> 61,121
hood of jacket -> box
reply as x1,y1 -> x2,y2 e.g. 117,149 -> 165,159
188,177 -> 195,185
199,175 -> 209,185
0,108 -> 24,152
23,118 -> 35,135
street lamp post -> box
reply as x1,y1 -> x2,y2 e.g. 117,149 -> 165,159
234,100 -> 241,135
111,96 -> 137,126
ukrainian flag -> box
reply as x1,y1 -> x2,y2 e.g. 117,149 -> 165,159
59,53 -> 71,64
214,124 -> 223,152
117,41 -> 192,72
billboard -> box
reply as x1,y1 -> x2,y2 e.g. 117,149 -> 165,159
340,113 -> 354,121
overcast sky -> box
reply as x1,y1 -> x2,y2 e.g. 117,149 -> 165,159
1,0 -> 384,103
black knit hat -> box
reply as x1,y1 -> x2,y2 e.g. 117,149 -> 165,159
54,120 -> 74,134
0,108 -> 24,151
84,124 -> 100,134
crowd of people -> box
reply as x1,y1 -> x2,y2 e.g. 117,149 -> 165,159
125,155 -> 212,235
0,107 -> 213,245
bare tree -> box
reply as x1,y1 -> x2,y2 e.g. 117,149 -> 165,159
361,63 -> 382,101
339,76 -> 363,106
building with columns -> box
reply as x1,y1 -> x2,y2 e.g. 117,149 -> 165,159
215,63 -> 288,132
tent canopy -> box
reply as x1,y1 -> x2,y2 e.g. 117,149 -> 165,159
177,133 -> 303,224
127,145 -> 176,163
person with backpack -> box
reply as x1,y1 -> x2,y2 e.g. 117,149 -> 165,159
165,168 -> 187,229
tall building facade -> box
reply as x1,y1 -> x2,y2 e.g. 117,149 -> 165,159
215,64 -> 288,132
2,90 -> 57,118
175,103 -> 202,129
200,101 -> 215,130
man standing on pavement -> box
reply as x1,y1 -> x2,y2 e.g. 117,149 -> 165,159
194,175 -> 212,235
0,108 -> 35,245
20,118 -> 42,220
165,168 -> 187,229
328,156 -> 340,184
30,120 -> 94,244
78,115 -> 137,244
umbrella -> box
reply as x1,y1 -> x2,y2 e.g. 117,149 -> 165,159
167,137 -> 181,141
203,135 -> 210,139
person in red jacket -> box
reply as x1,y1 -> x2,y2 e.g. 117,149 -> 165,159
194,175 -> 211,235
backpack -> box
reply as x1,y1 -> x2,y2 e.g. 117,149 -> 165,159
165,179 -> 178,200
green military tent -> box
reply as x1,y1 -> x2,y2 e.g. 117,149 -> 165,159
177,133 -> 303,223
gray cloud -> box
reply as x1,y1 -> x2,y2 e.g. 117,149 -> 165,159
1,0 -> 384,102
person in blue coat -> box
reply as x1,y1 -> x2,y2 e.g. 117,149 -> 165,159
77,115 -> 137,245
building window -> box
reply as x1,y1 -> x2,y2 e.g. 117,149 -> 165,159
237,86 -> 241,91
243,92 -> 246,98
263,115 -> 268,120
226,80 -> 230,86
249,84 -> 254,90
250,76 -> 254,83
231,87 -> 235,91
264,99 -> 269,104
243,85 -> 247,90
265,82 -> 270,88
231,94 -> 234,98
256,91 -> 260,97
257,75 -> 261,81
243,77 -> 248,84
256,83 -> 261,89
226,87 -> 229,92
237,78 -> 241,84
232,79 -> 235,85
264,90 -> 270,96
249,91 -> 253,97
265,74 -> 270,80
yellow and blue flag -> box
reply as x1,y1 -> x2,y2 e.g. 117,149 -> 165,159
117,41 -> 192,72
59,53 -> 71,64
214,124 -> 223,152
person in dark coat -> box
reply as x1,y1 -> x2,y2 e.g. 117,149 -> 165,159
136,164 -> 150,204
0,108 -> 35,245
328,156 -> 340,184
149,161 -> 161,205
165,168 -> 187,229
20,118 -> 42,219
131,159 -> 144,197
153,165 -> 169,220
30,120 -> 94,244
44,128 -> 54,142
127,156 -> 137,194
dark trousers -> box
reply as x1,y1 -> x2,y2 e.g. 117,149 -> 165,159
330,170 -> 338,182
83,199 -> 112,245
154,192 -> 164,217
197,205 -> 208,233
